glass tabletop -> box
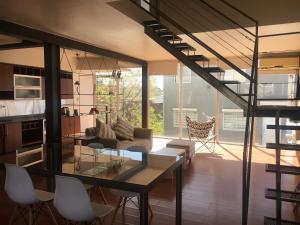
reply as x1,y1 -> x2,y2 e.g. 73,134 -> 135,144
62,145 -> 183,187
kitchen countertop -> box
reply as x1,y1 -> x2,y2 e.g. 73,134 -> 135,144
0,114 -> 45,124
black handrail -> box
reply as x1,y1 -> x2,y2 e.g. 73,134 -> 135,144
260,31 -> 300,38
198,0 -> 256,38
162,0 -> 253,66
218,0 -> 258,24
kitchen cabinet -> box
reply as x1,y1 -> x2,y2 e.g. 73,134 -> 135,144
5,122 -> 22,153
0,63 -> 14,99
61,116 -> 80,136
61,116 -> 80,156
61,78 -> 73,99
0,63 -> 73,100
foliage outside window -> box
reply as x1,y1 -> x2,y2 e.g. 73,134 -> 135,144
95,68 -> 142,127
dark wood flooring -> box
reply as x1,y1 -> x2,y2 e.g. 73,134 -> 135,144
1,144 -> 300,224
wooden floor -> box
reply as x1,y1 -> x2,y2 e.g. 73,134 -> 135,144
1,142 -> 300,225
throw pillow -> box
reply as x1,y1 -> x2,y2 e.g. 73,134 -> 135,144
113,116 -> 134,141
96,119 -> 116,139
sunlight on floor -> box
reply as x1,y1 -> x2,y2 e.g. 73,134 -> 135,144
152,137 -> 300,166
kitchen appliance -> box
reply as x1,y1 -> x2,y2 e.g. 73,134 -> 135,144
61,107 -> 69,116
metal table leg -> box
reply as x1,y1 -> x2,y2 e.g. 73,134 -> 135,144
176,164 -> 183,225
140,192 -> 149,225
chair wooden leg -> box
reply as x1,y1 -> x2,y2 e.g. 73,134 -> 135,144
98,187 -> 108,204
111,197 -> 122,225
148,203 -> 153,217
29,205 -> 33,225
122,197 -> 127,216
45,202 -> 58,225
9,206 -> 17,225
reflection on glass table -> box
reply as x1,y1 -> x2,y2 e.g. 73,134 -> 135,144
71,145 -> 146,181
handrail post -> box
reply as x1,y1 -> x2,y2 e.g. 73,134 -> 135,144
242,23 -> 258,225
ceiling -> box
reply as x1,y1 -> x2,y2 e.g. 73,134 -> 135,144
0,0 -> 299,62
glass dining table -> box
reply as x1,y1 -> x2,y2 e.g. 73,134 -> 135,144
60,145 -> 184,225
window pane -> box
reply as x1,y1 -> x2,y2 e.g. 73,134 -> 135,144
15,89 -> 41,99
182,69 -> 216,138
15,75 -> 40,87
149,76 -> 164,136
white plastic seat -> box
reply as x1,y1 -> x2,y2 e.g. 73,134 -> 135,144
4,163 -> 57,225
54,175 -> 113,223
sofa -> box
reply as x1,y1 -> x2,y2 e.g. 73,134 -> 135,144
85,127 -> 153,152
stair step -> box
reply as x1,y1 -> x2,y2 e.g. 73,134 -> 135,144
187,55 -> 209,62
266,143 -> 300,151
267,125 -> 300,130
219,80 -> 240,85
143,20 -> 160,27
264,217 -> 300,225
162,35 -> 182,42
239,93 -> 255,96
203,67 -> 225,73
265,188 -> 300,203
266,164 -> 300,175
255,106 -> 300,119
172,43 -> 196,52
152,26 -> 168,32
157,30 -> 174,37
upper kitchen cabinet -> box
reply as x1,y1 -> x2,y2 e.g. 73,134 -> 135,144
60,71 -> 73,99
0,63 -> 14,99
0,63 -> 73,100
14,75 -> 42,99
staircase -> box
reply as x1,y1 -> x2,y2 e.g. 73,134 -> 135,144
127,0 -> 300,224
263,111 -> 300,225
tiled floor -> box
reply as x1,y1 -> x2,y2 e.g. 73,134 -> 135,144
1,140 -> 300,224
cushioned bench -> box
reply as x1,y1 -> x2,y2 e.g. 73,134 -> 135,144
166,139 -> 195,165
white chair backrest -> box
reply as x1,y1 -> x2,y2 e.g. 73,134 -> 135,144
54,175 -> 95,222
4,163 -> 38,205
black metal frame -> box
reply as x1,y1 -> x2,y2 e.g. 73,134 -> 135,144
0,20 -> 147,66
0,40 -> 42,50
142,64 -> 149,128
44,43 -> 62,190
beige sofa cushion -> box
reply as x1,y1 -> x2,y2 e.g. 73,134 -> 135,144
96,119 -> 116,139
117,138 -> 152,152
113,117 -> 134,141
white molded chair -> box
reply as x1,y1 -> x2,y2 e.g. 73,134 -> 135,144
54,175 -> 113,224
4,163 -> 57,225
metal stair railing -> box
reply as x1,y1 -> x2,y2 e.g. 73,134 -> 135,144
132,0 -> 258,80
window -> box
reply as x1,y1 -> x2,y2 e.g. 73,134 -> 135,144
173,108 -> 197,128
222,109 -> 246,131
175,66 -> 191,84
